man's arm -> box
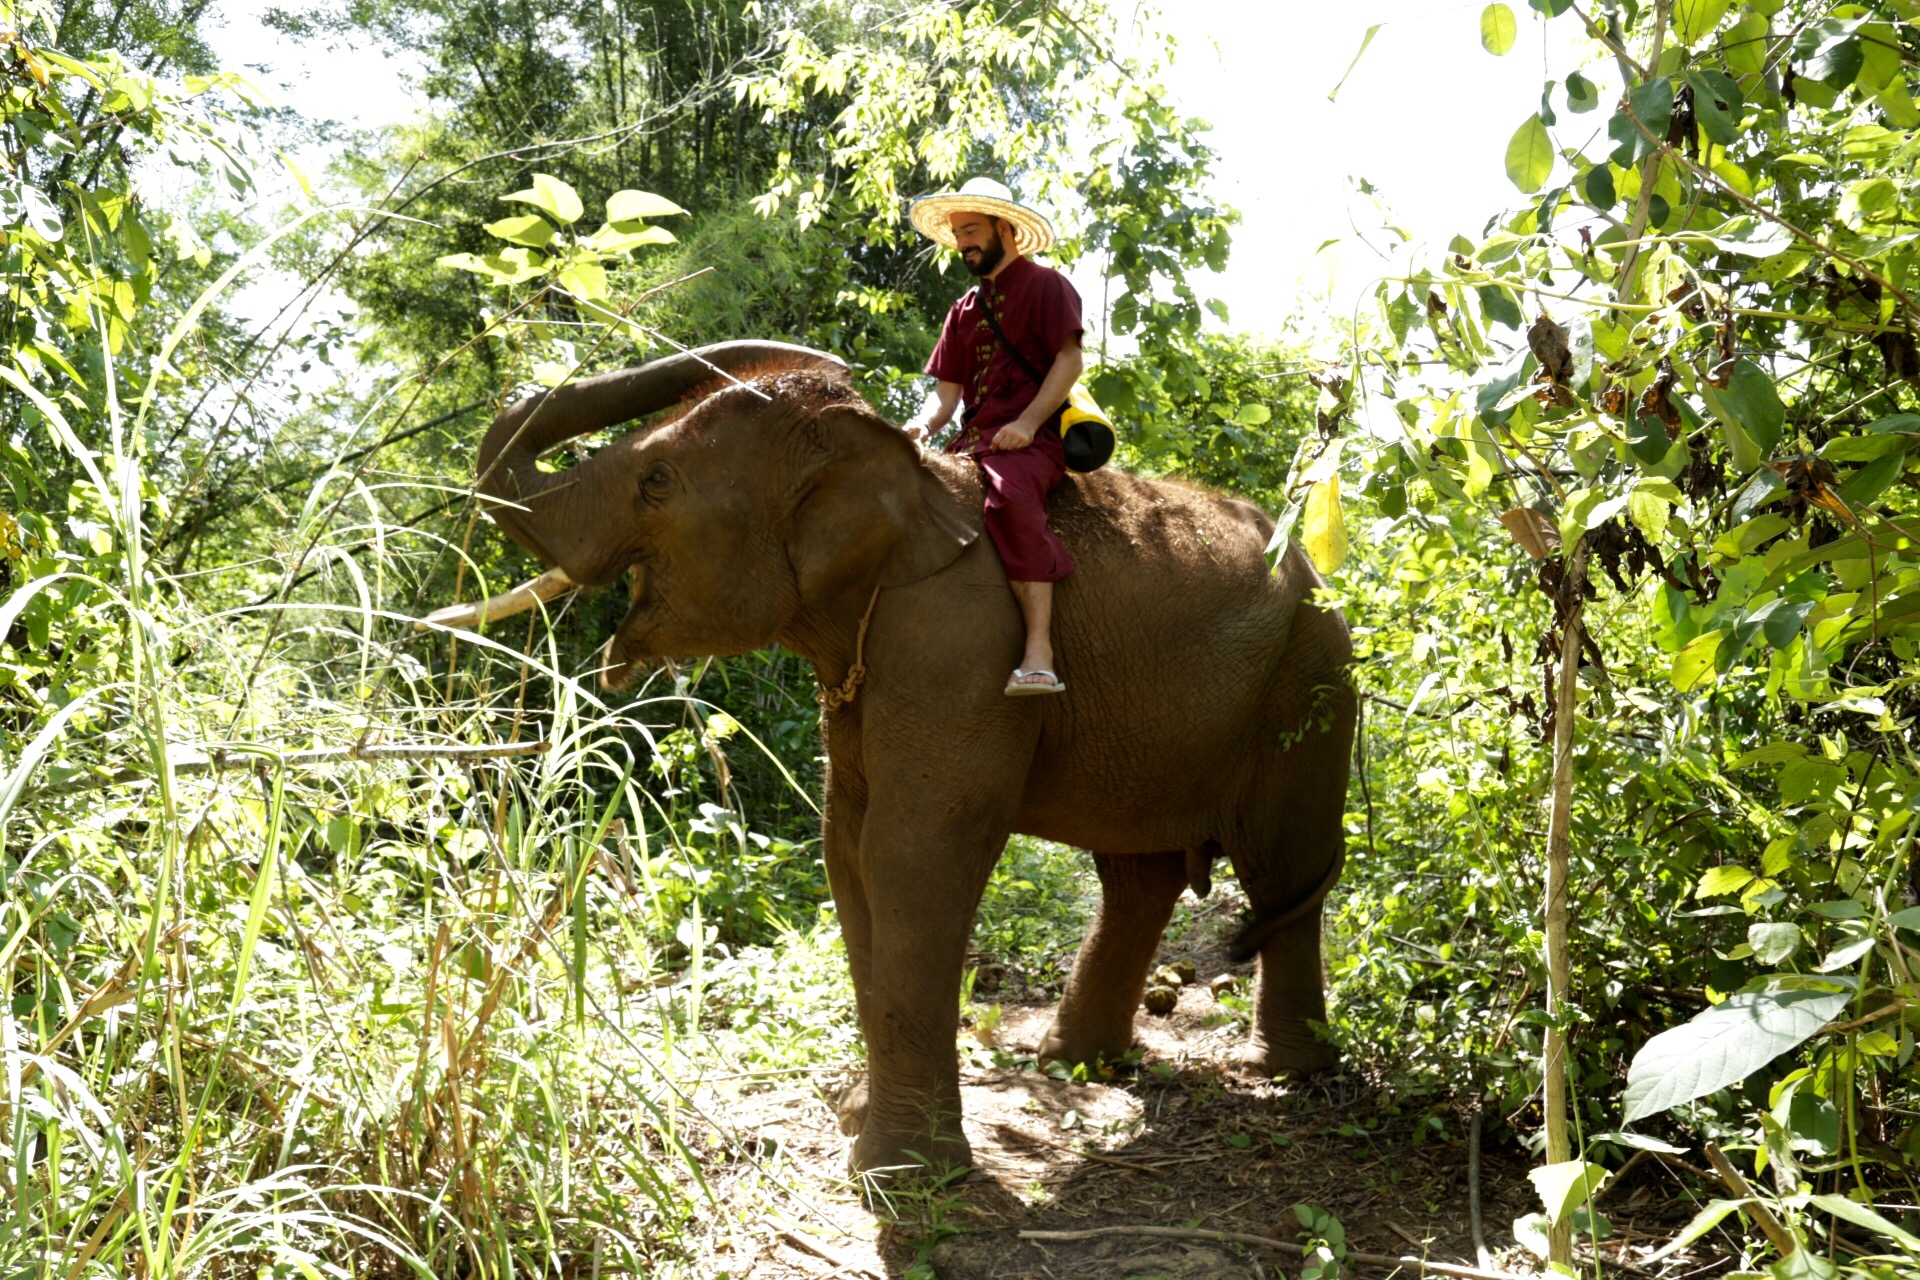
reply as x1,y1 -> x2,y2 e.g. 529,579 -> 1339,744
905,381 -> 963,442
990,335 -> 1083,452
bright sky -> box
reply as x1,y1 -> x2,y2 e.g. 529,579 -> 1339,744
1146,0 -> 1603,335
204,0 -> 1604,341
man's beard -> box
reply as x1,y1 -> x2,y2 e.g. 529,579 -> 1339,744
961,231 -> 1006,277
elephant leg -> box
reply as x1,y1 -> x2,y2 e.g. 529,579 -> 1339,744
1038,851 -> 1188,1069
822,774 -> 874,1136
1232,678 -> 1355,1079
848,789 -> 1012,1182
1235,901 -> 1337,1077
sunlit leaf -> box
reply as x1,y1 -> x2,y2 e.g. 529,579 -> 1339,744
1528,1161 -> 1611,1226
1623,988 -> 1849,1123
1327,23 -> 1383,101
606,189 -> 688,221
484,214 -> 556,248
505,173 -> 585,225
1504,114 -> 1554,193
1748,922 -> 1800,964
1301,476 -> 1347,574
1480,4 -> 1517,55
1671,0 -> 1730,47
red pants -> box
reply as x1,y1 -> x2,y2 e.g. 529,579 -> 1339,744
977,448 -> 1075,583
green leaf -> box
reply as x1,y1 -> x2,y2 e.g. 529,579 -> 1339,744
1838,450 -> 1904,508
1837,177 -> 1899,229
557,258 -> 609,301
1858,22 -> 1903,91
1671,0 -> 1730,47
1806,1194 -> 1920,1253
1302,476 -> 1347,574
1712,513 -> 1791,560
1645,1200 -> 1749,1262
1581,163 -> 1616,210
1819,429 -> 1916,462
606,189 -> 688,221
1748,922 -> 1800,964
1891,906 -> 1920,932
1610,76 -> 1673,168
1327,23 -> 1383,102
1708,360 -> 1784,457
588,222 -> 676,255
1795,20 -> 1864,89
484,213 -> 556,249
1622,989 -> 1851,1124
1477,285 -> 1522,329
1687,70 -> 1742,146
1629,410 -> 1671,465
1722,12 -> 1769,77
1481,3 -> 1517,55
1696,863 -> 1753,898
1771,1250 -> 1841,1280
1505,114 -> 1554,193
1236,401 -> 1273,426
505,173 -> 585,225
1874,79 -> 1920,128
1565,70 -> 1600,113
1529,1161 -> 1611,1227
436,250 -> 547,285
1671,630 -> 1726,691
1759,599 -> 1814,648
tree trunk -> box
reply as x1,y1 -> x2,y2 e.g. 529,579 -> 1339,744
1544,540 -> 1588,1266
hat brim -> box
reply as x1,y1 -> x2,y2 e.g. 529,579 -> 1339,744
909,193 -> 1055,256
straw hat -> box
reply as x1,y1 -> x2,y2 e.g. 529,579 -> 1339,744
909,177 -> 1055,256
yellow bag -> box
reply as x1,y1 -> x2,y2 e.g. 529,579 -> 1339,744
1060,383 -> 1115,473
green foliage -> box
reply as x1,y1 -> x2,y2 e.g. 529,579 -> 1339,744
1312,0 -> 1920,1266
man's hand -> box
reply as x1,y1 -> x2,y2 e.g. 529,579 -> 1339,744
904,423 -> 930,442
990,418 -> 1039,451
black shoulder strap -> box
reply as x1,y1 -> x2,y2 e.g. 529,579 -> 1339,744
973,286 -> 1047,389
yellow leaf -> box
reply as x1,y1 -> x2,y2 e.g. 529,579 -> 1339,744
1302,476 -> 1348,574
557,259 -> 608,301
1480,3 -> 1517,56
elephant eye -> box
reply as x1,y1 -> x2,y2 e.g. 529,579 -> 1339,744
640,464 -> 672,499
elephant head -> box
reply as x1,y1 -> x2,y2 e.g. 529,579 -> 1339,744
421,341 -> 979,687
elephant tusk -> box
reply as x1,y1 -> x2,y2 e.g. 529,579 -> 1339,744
413,567 -> 577,632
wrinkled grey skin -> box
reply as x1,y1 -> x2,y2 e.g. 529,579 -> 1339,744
468,342 -> 1355,1180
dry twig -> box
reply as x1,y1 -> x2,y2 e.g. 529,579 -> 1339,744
1703,1141 -> 1798,1257
1018,1225 -> 1531,1280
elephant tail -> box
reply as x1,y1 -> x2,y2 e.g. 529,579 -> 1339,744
1226,845 -> 1345,962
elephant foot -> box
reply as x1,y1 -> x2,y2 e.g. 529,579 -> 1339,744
1235,1032 -> 1338,1080
834,1079 -> 868,1136
1036,1021 -> 1134,1071
849,1124 -> 972,1190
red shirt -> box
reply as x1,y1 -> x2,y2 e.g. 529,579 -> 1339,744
924,255 -> 1084,459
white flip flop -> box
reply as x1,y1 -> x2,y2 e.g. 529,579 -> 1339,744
1005,668 -> 1066,696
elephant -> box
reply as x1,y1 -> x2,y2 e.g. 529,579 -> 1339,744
422,340 -> 1356,1180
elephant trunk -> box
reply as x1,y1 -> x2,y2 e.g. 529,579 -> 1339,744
470,339 -> 847,577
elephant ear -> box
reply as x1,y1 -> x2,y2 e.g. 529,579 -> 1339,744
788,404 -> 980,604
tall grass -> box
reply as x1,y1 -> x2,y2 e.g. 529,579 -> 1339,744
0,217 -> 862,1276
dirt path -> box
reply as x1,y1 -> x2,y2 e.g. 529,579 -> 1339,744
691,939 -> 1727,1278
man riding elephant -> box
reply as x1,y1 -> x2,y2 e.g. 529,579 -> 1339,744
906,177 -> 1081,697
